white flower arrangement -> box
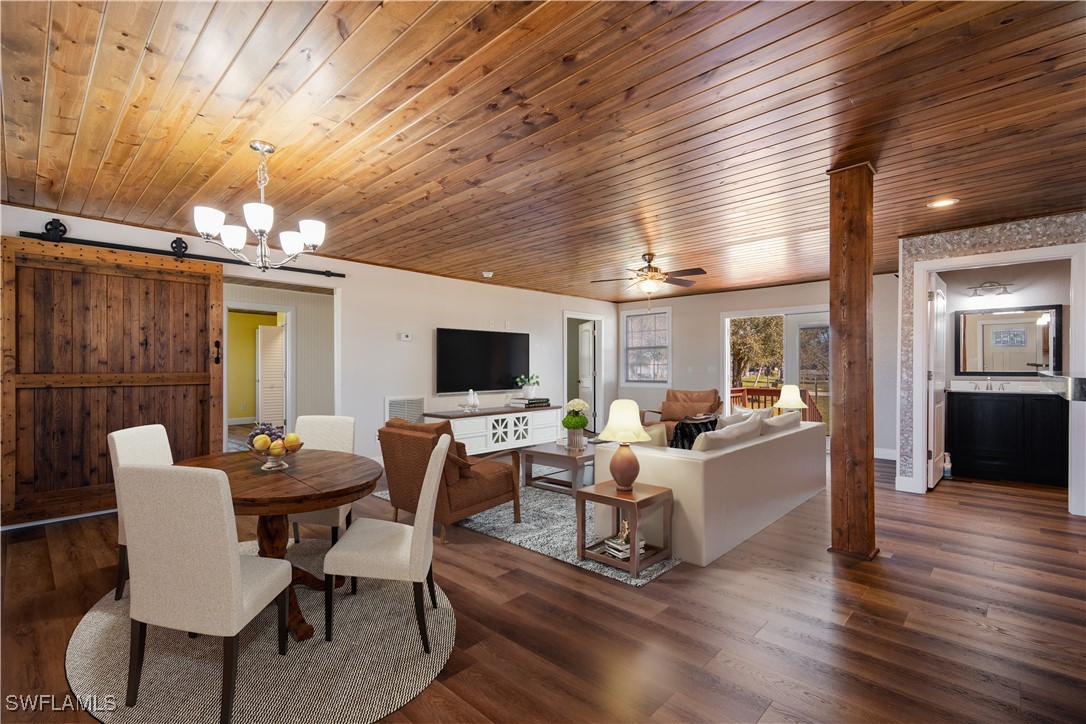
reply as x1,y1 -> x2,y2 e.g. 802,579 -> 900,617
564,398 -> 590,414
562,398 -> 590,430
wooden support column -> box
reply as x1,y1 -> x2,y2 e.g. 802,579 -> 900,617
827,162 -> 879,560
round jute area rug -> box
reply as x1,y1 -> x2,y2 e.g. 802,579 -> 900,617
66,539 -> 454,723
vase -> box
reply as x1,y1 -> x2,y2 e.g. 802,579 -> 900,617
522,385 -> 538,398
566,427 -> 584,449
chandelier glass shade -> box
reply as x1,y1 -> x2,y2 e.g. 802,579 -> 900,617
194,140 -> 325,271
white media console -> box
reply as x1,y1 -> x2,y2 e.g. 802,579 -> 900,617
423,406 -> 561,455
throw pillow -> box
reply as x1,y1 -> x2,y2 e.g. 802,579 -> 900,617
716,411 -> 752,429
761,410 -> 802,434
692,414 -> 762,452
669,417 -> 718,449
659,399 -> 718,422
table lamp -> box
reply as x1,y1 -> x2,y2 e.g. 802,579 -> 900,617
598,399 -> 651,491
773,384 -> 808,415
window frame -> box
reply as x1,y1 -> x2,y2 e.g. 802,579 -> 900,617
621,307 -> 672,386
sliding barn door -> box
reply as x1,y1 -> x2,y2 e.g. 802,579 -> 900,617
1,237 -> 223,525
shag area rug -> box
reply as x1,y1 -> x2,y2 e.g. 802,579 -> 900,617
376,481 -> 681,586
66,539 -> 454,723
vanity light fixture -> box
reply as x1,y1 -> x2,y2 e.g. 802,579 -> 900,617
967,281 -> 1012,297
926,198 -> 960,208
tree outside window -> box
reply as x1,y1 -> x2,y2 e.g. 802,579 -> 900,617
729,316 -> 783,386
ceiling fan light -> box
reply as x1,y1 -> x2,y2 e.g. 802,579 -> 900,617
193,206 -> 225,237
299,219 -> 325,250
279,231 -> 305,256
220,225 -> 248,251
638,277 -> 662,295
243,202 -> 274,234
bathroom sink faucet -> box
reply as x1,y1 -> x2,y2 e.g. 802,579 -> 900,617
999,382 -> 1008,391
986,377 -> 992,390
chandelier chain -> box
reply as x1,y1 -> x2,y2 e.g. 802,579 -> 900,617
256,152 -> 269,205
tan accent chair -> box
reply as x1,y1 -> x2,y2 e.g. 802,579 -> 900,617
640,388 -> 723,444
378,417 -> 521,544
287,415 -> 356,544
107,424 -> 175,601
323,434 -> 450,652
115,465 -> 291,724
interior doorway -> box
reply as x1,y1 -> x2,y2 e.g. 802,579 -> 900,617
563,311 -> 605,432
225,301 -> 296,446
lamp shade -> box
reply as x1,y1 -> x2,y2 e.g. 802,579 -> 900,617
637,277 -> 662,295
598,400 -> 651,443
243,202 -> 274,234
299,219 -> 326,250
219,225 -> 248,251
193,206 -> 225,237
279,231 -> 304,256
773,384 -> 807,409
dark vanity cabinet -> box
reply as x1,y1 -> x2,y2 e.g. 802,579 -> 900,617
946,392 -> 1069,486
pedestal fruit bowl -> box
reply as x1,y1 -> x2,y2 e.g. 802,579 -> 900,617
246,422 -> 304,470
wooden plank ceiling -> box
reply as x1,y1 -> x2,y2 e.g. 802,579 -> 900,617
2,1 -> 1084,302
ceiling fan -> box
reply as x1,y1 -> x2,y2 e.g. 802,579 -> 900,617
590,253 -> 706,295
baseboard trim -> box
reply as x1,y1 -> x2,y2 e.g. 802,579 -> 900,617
874,447 -> 898,461
228,417 -> 256,426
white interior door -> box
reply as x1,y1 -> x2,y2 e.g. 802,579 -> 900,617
578,321 -> 597,429
257,324 -> 286,427
927,273 -> 948,489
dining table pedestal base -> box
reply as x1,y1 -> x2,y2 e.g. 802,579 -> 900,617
257,514 -> 344,641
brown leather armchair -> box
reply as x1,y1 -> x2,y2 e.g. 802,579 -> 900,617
640,388 -> 723,444
378,418 -> 521,543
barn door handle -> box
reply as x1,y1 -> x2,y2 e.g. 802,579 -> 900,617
212,340 -> 221,364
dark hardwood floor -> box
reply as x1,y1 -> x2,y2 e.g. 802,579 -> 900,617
3,460 -> 1084,722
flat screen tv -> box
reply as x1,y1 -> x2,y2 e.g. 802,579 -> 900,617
436,328 -> 529,394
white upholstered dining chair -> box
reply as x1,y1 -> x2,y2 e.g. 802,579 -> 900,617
322,434 -> 450,653
287,415 -> 356,544
116,465 -> 291,724
107,424 -> 174,600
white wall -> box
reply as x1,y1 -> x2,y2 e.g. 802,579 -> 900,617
617,274 -> 901,458
0,206 -> 618,458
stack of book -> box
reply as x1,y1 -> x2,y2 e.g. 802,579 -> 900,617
603,534 -> 646,561
509,397 -> 550,408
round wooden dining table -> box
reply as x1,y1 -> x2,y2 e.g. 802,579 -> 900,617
177,448 -> 383,641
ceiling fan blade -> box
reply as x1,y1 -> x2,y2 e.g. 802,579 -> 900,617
665,267 -> 706,277
590,277 -> 636,283
664,277 -> 696,287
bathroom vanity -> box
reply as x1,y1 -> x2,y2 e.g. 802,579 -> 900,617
946,386 -> 1068,486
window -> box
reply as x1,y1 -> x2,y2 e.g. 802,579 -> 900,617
623,308 -> 671,383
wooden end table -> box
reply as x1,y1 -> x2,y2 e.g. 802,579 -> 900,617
522,441 -> 595,494
576,481 -> 673,579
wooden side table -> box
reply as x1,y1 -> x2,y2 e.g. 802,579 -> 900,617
576,481 -> 673,579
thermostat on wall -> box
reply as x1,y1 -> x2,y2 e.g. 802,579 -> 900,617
398,332 -> 412,342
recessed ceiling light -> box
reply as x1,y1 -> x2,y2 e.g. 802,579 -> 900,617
926,198 -> 960,208
481,271 -> 493,278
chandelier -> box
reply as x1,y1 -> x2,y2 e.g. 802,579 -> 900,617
193,140 -> 325,271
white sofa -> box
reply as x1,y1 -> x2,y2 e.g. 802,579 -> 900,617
593,421 -> 827,566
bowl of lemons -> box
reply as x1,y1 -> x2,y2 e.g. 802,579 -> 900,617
246,422 -> 303,470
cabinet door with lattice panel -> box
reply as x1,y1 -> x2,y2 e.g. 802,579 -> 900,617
1,238 -> 223,524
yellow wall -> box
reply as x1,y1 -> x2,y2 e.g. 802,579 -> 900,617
227,311 -> 277,420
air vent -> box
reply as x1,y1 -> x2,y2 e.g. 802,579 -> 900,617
384,396 -> 424,424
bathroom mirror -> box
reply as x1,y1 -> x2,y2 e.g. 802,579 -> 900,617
954,304 -> 1062,376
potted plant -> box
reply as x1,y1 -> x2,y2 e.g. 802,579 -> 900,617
562,398 -> 590,448
515,373 -> 540,398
